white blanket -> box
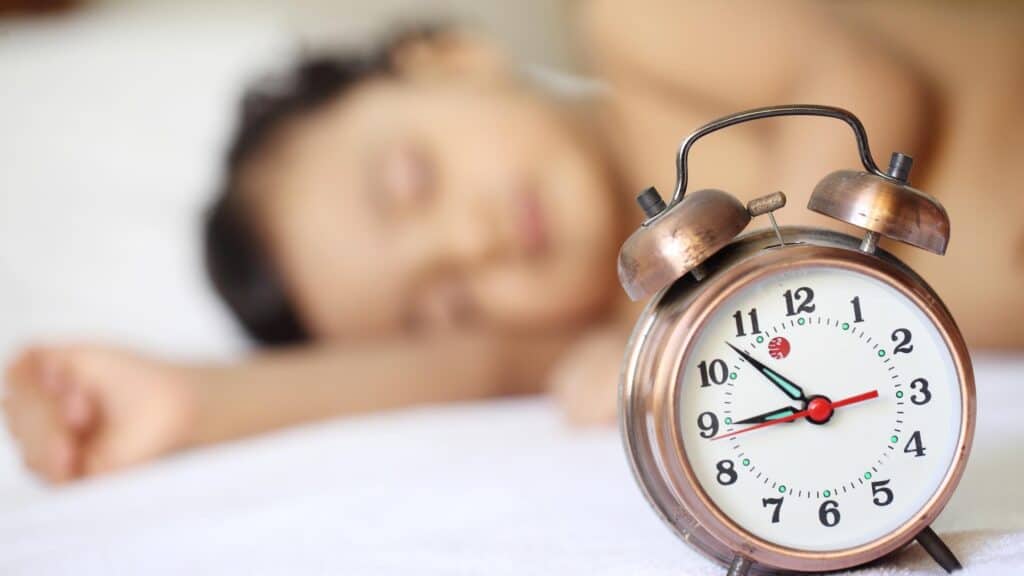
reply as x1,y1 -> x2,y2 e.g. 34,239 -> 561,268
0,355 -> 1020,575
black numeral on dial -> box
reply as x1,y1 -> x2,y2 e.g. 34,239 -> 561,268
871,480 -> 894,506
892,328 -> 914,355
762,497 -> 783,523
716,459 -> 737,485
697,412 -> 719,439
904,430 -> 927,457
850,296 -> 865,323
909,378 -> 931,405
783,287 -> 816,316
732,308 -> 761,337
818,500 -> 841,527
698,359 -> 729,387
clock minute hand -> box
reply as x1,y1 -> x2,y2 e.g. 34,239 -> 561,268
726,342 -> 807,401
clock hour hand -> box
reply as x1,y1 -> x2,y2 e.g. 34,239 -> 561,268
732,406 -> 798,426
726,342 -> 807,401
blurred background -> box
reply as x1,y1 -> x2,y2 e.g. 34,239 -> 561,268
0,0 -> 585,505
1,0 -> 1023,556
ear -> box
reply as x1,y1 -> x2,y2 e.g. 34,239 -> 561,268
387,29 -> 511,83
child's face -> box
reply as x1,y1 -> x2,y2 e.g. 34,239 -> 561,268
245,76 -> 619,339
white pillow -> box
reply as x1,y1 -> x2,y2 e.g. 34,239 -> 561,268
0,7 -> 297,367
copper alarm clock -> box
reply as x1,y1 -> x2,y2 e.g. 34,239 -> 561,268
618,105 -> 974,575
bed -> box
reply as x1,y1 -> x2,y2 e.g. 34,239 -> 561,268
0,359 -> 1022,574
1,6 -> 1021,575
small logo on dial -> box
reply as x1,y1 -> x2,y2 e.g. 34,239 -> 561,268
768,336 -> 790,359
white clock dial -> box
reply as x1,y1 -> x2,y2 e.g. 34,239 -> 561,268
679,266 -> 962,552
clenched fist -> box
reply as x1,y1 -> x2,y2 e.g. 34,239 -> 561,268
2,345 -> 196,482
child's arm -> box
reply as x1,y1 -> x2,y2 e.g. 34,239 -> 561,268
2,332 -> 573,482
186,333 -> 568,446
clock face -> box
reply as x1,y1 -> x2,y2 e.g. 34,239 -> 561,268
678,265 -> 963,552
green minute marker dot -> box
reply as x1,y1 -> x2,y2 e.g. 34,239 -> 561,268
724,417 -> 733,425
864,471 -> 873,480
841,322 -> 850,330
896,390 -> 904,399
797,317 -> 806,325
756,335 -> 765,344
729,372 -> 738,380
891,435 -> 899,444
778,485 -> 787,494
823,490 -> 831,498
742,458 -> 750,466
878,349 -> 887,357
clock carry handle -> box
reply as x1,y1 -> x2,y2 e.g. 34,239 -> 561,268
669,104 -> 887,205
649,103 -> 950,256
620,105 -> 882,301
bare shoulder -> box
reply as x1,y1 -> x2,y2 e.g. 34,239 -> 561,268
580,1 -> 832,102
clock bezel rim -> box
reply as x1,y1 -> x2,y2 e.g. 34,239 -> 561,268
627,235 -> 975,572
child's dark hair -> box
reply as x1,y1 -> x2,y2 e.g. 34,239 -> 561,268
204,53 -> 388,346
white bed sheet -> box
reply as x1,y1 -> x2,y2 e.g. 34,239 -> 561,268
0,356 -> 1021,575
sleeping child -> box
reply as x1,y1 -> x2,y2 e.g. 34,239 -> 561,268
5,1 -> 1024,482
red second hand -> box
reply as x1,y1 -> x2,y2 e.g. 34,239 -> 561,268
711,389 -> 879,441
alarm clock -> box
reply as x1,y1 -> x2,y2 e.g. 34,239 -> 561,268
618,105 -> 974,575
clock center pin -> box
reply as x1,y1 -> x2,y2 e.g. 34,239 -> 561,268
806,395 -> 835,425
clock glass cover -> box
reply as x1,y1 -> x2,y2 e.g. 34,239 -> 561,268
679,265 -> 962,551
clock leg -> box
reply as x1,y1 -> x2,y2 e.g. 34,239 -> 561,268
725,555 -> 752,576
916,526 -> 962,573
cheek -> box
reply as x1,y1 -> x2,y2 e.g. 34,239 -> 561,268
469,261 -> 612,330
298,269 -> 408,339
267,209 -> 410,339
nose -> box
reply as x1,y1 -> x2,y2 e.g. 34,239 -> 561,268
444,201 -> 501,265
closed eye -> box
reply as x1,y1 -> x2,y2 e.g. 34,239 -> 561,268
373,141 -> 436,218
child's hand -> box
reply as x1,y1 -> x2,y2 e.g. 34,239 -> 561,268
548,328 -> 627,427
2,345 -> 196,482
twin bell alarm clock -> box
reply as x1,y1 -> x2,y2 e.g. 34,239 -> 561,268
617,105 -> 974,575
